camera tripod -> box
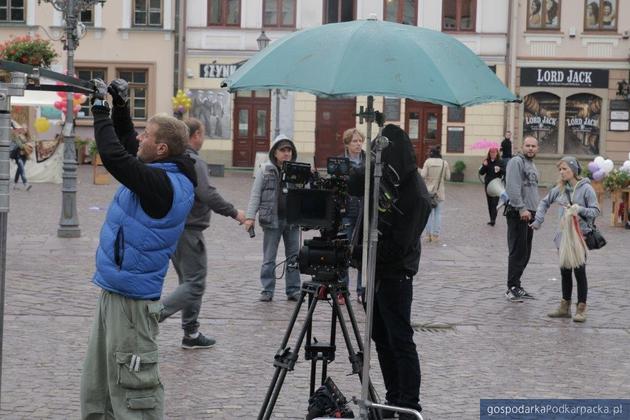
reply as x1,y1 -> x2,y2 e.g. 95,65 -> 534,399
258,279 -> 382,420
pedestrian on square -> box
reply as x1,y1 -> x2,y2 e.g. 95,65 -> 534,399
504,136 -> 540,302
501,130 -> 513,161
530,157 -> 599,322
244,134 -> 302,302
80,79 -> 196,420
478,147 -> 504,226
339,127 -> 366,304
420,146 -> 450,242
348,124 -> 431,419
9,123 -> 32,191
159,117 -> 246,349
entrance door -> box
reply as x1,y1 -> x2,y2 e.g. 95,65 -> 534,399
315,98 -> 357,168
405,100 -> 442,166
233,91 -> 271,167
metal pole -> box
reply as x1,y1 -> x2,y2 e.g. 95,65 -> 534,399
58,0 -> 81,238
0,71 -> 26,407
274,88 -> 281,137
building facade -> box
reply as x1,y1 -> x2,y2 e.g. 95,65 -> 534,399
184,0 -> 511,171
513,0 -> 630,182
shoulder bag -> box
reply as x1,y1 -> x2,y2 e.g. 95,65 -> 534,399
429,161 -> 445,209
565,189 -> 606,250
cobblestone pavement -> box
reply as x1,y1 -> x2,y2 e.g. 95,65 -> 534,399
1,166 -> 629,419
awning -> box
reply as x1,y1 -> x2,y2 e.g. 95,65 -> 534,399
10,90 -> 58,107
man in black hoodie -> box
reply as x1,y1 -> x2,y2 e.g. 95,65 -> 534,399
350,124 -> 431,418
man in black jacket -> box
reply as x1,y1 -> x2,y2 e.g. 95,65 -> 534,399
350,124 -> 431,418
81,79 -> 197,419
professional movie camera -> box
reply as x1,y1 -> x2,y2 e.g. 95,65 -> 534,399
282,157 -> 354,282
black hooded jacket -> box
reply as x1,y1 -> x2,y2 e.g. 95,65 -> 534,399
93,104 -> 197,219
349,124 -> 432,276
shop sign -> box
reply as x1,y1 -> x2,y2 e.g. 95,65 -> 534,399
566,116 -> 599,133
521,68 -> 608,88
199,61 -> 244,78
524,114 -> 558,131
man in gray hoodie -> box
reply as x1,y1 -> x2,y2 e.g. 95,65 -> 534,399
504,136 -> 540,302
160,118 -> 245,348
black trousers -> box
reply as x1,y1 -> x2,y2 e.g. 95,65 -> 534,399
560,264 -> 588,303
372,273 -> 421,412
506,212 -> 534,289
485,192 -> 499,223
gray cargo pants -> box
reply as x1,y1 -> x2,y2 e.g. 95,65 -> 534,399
160,229 -> 207,335
81,290 -> 164,419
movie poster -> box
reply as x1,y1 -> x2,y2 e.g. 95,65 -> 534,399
522,92 -> 560,154
564,93 -> 601,155
189,89 -> 231,139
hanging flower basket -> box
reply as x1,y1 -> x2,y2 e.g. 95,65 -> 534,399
0,35 -> 58,68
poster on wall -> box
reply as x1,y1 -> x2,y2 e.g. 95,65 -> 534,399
189,89 -> 231,139
564,94 -> 601,155
522,92 -> 560,154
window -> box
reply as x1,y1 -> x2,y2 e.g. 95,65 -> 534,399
384,0 -> 418,25
527,0 -> 560,30
446,127 -> 465,153
208,0 -> 240,26
0,0 -> 25,22
442,0 -> 476,31
79,7 -> 94,26
383,97 -> 401,121
76,68 -> 107,118
447,107 -> 465,122
118,69 -> 148,120
134,0 -> 162,27
522,92 -> 560,154
263,0 -> 296,28
584,0 -> 617,31
324,0 -> 355,24
564,93 -> 601,155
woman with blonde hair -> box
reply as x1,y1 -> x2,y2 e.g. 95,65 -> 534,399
530,157 -> 599,322
420,146 -> 450,242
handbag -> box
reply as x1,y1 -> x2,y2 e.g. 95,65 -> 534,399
429,161 -> 445,209
565,189 -> 606,250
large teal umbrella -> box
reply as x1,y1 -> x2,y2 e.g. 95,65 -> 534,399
223,18 -> 517,107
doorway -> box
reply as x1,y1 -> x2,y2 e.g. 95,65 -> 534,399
315,97 -> 357,168
232,91 -> 271,167
405,100 -> 442,166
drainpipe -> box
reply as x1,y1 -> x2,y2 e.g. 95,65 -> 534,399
507,0 -> 518,138
173,0 -> 186,93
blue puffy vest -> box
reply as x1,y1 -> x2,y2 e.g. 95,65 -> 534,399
93,162 -> 194,300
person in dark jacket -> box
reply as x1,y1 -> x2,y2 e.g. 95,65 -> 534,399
478,147 -> 505,226
349,124 -> 431,418
501,130 -> 513,160
159,117 -> 246,349
80,79 -> 196,420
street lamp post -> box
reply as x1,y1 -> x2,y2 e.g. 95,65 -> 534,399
256,30 -> 282,137
39,0 -> 106,238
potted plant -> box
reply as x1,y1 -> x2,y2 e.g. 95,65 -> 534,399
0,35 -> 58,67
75,136 -> 90,165
450,160 -> 466,182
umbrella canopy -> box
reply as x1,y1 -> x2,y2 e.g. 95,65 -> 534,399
223,18 -> 517,107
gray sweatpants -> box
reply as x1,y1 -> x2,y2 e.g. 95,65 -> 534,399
160,229 -> 207,335
81,290 -> 164,420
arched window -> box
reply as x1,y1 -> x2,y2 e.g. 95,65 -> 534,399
564,93 -> 601,155
522,92 -> 560,154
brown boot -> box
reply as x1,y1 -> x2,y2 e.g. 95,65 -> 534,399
547,299 -> 571,318
573,302 -> 587,322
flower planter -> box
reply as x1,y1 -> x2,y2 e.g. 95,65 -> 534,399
450,172 -> 464,182
92,153 -> 111,185
610,188 -> 630,227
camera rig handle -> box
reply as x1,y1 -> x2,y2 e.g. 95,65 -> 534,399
0,59 -> 95,95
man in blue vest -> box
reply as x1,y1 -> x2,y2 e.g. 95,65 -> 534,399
80,79 -> 196,420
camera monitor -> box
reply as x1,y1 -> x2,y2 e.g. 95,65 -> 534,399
286,188 -> 336,230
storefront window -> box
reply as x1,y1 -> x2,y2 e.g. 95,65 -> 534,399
527,0 -> 561,30
523,92 -> 560,154
564,93 -> 601,155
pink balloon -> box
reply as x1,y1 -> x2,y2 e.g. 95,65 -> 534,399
54,100 -> 65,110
73,105 -> 81,113
73,93 -> 83,100
56,91 -> 67,99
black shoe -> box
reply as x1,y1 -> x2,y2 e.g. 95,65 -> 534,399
516,286 -> 535,299
487,221 -> 495,226
181,333 -> 216,349
259,292 -> 273,302
505,287 -> 524,302
287,291 -> 301,301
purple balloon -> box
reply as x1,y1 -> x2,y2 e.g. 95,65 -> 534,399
588,161 -> 599,173
593,169 -> 606,181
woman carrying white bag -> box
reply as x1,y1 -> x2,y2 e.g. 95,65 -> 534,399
530,156 -> 600,323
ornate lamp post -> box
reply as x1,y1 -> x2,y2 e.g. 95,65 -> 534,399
257,30 -> 283,137
38,0 -> 106,238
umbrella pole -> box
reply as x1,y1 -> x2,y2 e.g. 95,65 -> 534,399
358,95 -> 385,419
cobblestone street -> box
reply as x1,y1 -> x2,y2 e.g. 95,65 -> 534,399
1,166 -> 629,419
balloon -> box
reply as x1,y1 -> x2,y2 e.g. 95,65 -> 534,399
54,100 -> 65,110
56,91 -> 67,99
73,92 -> 83,100
592,169 -> 606,181
73,105 -> 81,113
78,94 -> 87,104
602,159 -> 614,173
34,117 -> 50,133
587,161 -> 599,173
594,156 -> 605,167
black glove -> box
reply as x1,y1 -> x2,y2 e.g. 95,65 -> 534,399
90,78 -> 110,114
374,110 -> 384,127
108,78 -> 129,107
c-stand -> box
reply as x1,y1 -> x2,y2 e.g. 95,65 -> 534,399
258,279 -> 381,420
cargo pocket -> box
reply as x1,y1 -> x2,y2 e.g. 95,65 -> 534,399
116,350 -> 161,390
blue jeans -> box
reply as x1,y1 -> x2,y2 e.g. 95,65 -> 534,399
14,157 -> 27,184
340,215 -> 363,294
425,201 -> 443,236
260,220 -> 301,296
